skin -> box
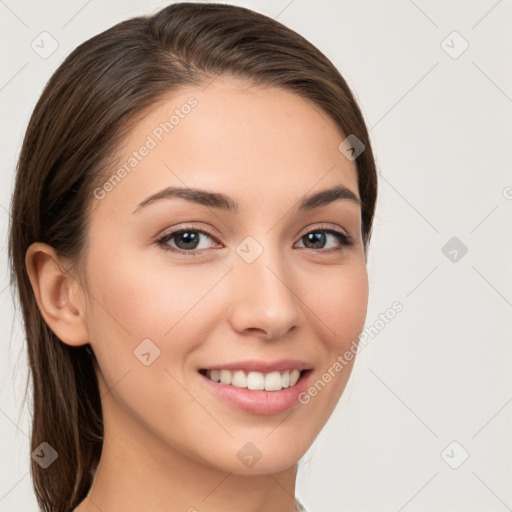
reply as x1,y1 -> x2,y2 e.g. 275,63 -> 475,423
26,77 -> 369,512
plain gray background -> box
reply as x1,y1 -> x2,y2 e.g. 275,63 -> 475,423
1,1 -> 511,511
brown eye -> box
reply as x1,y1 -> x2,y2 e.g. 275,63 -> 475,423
157,227 -> 220,255
297,229 -> 353,252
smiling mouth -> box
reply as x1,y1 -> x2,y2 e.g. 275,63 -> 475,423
198,368 -> 311,392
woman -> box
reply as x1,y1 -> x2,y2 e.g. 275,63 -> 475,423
9,2 -> 377,511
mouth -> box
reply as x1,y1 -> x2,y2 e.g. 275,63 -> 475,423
198,368 -> 312,392
196,359 -> 314,414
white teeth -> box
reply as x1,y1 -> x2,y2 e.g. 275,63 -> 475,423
231,370 -> 247,388
204,368 -> 304,391
247,371 -> 264,390
265,371 -> 283,391
289,369 -> 300,386
220,369 -> 232,385
281,370 -> 290,388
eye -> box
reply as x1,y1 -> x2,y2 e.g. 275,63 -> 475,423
156,226 -> 220,256
156,224 -> 354,256
295,225 -> 354,253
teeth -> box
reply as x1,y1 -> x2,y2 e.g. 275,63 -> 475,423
281,370 -> 290,388
220,370 -> 232,385
289,369 -> 300,386
204,369 -> 304,391
232,370 -> 247,388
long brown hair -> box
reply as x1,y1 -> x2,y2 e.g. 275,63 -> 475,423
8,3 -> 378,511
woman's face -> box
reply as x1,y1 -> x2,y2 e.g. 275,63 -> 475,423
82,77 -> 368,474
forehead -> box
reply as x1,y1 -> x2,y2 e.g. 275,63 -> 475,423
92,77 -> 359,217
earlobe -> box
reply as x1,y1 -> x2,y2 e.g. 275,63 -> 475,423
25,242 -> 89,347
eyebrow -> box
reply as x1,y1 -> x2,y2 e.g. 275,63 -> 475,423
132,184 -> 361,214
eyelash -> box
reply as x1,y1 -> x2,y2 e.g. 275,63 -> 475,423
155,224 -> 354,257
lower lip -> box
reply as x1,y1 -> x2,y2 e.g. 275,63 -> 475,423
199,370 -> 313,415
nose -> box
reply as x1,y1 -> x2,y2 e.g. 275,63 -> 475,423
227,246 -> 303,340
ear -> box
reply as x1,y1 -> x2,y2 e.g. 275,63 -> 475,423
25,242 -> 90,347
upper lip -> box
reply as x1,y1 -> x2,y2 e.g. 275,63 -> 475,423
200,359 -> 314,373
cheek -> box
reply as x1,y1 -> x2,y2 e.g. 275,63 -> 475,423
84,252 -> 229,368
306,261 -> 369,346
297,262 -> 368,419
83,254 -> 225,431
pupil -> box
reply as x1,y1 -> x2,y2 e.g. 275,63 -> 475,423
176,231 -> 199,250
305,232 -> 325,249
